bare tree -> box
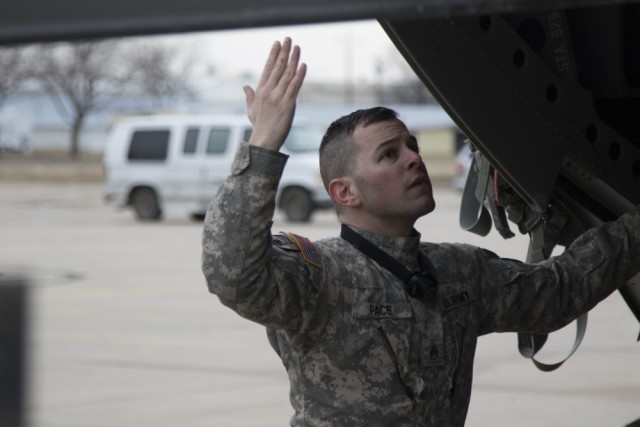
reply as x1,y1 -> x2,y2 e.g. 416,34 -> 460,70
383,79 -> 437,104
32,40 -> 123,159
123,41 -> 195,108
31,39 -> 199,158
373,49 -> 438,105
0,47 -> 29,108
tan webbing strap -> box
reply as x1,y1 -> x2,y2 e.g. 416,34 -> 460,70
518,219 -> 588,372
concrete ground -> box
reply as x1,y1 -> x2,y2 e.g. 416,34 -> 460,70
0,178 -> 638,427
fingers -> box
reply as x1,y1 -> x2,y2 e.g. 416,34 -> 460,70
243,85 -> 256,123
244,37 -> 307,151
257,40 -> 281,89
257,37 -> 304,97
243,85 -> 255,104
279,45 -> 302,96
285,62 -> 307,100
265,37 -> 292,88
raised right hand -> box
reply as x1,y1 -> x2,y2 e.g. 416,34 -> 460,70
243,37 -> 307,152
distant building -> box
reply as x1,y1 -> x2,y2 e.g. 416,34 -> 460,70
296,104 -> 460,157
0,78 -> 461,156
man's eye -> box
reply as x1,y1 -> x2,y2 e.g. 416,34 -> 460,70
381,150 -> 396,160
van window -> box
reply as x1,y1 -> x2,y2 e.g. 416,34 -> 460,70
284,126 -> 323,153
206,128 -> 230,154
127,130 -> 170,161
183,127 -> 200,154
242,126 -> 322,154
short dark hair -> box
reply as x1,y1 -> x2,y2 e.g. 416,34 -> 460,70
319,106 -> 399,191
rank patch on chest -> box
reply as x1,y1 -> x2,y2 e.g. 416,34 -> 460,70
287,232 -> 322,269
422,338 -> 445,366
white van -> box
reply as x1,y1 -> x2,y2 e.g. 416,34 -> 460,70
102,113 -> 332,222
0,109 -> 32,154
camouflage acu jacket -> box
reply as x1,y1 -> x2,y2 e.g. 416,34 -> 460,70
202,142 -> 640,426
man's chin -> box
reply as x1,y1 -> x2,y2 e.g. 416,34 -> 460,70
427,201 -> 436,214
422,196 -> 436,213
414,200 -> 436,220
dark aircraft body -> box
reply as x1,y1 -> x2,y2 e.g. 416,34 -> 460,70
1,0 -> 638,363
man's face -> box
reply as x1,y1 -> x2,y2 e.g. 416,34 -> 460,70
350,119 -> 436,227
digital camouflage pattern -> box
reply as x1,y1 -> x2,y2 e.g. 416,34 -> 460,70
202,142 -> 640,427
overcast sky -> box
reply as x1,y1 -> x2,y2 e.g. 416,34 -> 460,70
141,20 -> 410,85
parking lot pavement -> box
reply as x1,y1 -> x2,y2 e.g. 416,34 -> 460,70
0,182 -> 638,427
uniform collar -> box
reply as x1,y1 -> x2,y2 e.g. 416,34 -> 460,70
345,225 -> 421,270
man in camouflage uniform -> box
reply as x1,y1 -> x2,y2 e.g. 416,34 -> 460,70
201,38 -> 640,426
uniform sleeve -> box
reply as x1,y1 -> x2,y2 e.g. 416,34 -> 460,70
476,205 -> 640,335
201,142 -> 324,332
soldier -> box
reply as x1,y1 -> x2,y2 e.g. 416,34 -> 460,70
201,38 -> 640,426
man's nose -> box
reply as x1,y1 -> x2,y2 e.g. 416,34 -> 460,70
404,147 -> 423,169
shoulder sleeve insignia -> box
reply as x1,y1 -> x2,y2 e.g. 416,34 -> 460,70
272,232 -> 299,251
287,232 -> 323,269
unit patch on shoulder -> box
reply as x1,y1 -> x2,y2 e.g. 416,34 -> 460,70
287,232 -> 323,269
272,232 -> 300,252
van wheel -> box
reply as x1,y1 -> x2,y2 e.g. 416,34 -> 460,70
131,188 -> 162,221
281,187 -> 313,222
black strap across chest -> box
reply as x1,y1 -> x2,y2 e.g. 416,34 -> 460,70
340,224 -> 438,300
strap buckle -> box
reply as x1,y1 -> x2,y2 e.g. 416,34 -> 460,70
405,271 -> 438,300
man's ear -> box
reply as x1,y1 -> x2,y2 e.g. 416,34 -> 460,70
328,177 -> 361,208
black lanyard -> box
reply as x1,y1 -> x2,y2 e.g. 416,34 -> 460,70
340,224 -> 438,300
